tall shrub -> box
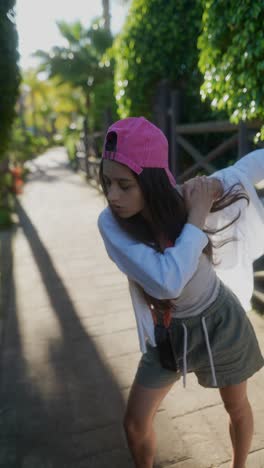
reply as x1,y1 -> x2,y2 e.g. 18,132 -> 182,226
112,0 -> 204,120
198,1 -> 264,126
0,1 -> 20,158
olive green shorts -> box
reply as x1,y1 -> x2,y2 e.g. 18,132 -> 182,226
134,281 -> 264,389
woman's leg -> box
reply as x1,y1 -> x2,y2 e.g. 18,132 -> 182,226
219,380 -> 254,468
123,380 -> 175,468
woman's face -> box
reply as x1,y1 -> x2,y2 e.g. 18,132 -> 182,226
102,159 -> 146,218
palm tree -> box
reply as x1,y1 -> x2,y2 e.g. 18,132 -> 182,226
34,19 -> 113,134
21,70 -> 84,138
22,69 -> 46,136
101,0 -> 132,33
102,0 -> 111,31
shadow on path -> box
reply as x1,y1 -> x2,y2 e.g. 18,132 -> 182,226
0,200 -> 132,467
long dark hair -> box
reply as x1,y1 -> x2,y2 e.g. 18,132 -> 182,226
99,161 -> 249,312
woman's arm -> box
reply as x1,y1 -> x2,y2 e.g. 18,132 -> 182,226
233,149 -> 264,185
207,149 -> 264,190
98,208 -> 208,300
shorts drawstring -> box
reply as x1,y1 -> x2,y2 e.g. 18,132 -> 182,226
181,317 -> 218,388
201,316 -> 218,387
181,323 -> 188,388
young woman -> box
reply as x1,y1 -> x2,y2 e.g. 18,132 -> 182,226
97,116 -> 264,468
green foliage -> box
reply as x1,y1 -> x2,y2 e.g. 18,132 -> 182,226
90,78 -> 118,131
34,18 -> 114,113
0,166 -> 14,228
63,125 -> 83,163
8,118 -> 51,164
198,1 -> 264,123
7,69 -> 89,166
0,1 -> 20,157
111,0 -> 204,119
0,196 -> 14,227
0,1 -> 20,227
18,70 -> 85,140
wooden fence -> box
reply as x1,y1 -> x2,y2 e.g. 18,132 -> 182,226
75,130 -> 103,190
75,81 -> 263,189
174,120 -> 262,182
152,81 -> 263,183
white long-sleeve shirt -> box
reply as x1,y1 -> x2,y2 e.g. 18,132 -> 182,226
97,150 -> 264,353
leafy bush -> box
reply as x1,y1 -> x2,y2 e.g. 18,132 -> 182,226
8,119 -> 51,163
112,0 -> 206,120
90,78 -> 118,131
0,1 -> 20,158
0,169 -> 14,228
198,1 -> 264,124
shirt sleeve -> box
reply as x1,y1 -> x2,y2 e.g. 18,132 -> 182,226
207,149 -> 264,190
233,149 -> 264,185
97,208 -> 208,300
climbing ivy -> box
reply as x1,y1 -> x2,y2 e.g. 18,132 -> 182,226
198,1 -> 264,125
0,0 -> 20,158
111,0 -> 204,120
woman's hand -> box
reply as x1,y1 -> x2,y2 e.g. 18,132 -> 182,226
183,176 -> 223,202
182,176 -> 223,230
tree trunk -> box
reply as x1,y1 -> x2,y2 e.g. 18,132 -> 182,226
102,0 -> 111,31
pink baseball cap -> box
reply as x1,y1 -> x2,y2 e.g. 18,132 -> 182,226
102,116 -> 177,188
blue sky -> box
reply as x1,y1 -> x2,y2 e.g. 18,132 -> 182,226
15,0 -> 129,69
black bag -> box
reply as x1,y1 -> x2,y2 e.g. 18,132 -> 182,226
154,323 -> 178,371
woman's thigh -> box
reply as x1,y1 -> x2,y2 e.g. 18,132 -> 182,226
219,380 -> 249,417
124,380 -> 174,432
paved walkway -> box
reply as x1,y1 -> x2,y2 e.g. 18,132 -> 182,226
0,147 -> 264,468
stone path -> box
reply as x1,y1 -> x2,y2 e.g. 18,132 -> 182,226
0,147 -> 263,468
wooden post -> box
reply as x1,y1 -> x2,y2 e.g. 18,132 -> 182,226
152,79 -> 170,138
104,107 -> 113,133
83,117 -> 90,178
238,120 -> 249,159
169,89 -> 182,182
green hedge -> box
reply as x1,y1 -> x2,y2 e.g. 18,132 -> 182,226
0,1 -> 20,158
198,1 -> 264,123
90,78 -> 118,131
112,0 -> 205,120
